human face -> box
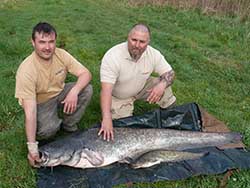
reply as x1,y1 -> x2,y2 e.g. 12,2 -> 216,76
32,32 -> 56,61
127,30 -> 150,61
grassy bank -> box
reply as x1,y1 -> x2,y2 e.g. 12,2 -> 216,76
0,0 -> 250,187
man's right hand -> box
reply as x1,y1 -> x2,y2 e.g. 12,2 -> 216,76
27,152 -> 41,168
27,141 -> 41,167
98,117 -> 114,141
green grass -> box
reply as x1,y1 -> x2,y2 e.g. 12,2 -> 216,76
0,0 -> 250,187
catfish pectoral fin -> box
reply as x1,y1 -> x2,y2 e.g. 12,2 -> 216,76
130,150 -> 207,169
81,148 -> 104,166
131,158 -> 160,169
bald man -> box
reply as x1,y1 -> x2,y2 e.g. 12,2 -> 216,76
99,23 -> 176,141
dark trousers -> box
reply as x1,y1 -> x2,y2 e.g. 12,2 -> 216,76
36,83 -> 93,139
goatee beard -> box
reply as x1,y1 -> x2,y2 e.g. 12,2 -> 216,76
129,52 -> 141,61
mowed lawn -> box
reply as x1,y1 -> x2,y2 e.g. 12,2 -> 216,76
0,0 -> 250,187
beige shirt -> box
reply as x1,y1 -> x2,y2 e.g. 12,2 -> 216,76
100,42 -> 172,99
15,48 -> 87,104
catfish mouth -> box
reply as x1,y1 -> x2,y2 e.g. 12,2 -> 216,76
38,151 -> 61,167
39,151 -> 50,166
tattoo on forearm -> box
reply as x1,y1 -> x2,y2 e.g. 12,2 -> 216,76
160,70 -> 175,87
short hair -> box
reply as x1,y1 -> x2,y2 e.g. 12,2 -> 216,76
129,23 -> 151,36
32,22 -> 57,40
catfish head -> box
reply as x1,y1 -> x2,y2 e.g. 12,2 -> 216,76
38,146 -> 104,168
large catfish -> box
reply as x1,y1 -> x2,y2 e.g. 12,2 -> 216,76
38,128 -> 241,169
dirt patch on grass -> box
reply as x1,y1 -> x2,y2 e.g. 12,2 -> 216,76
0,0 -> 23,8
128,0 -> 250,21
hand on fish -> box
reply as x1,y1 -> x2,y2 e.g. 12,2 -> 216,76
27,152 -> 42,168
98,117 -> 114,141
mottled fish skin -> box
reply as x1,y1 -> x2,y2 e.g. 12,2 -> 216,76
130,150 -> 207,169
38,128 -> 241,169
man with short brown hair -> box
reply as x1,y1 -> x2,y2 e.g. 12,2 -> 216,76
15,22 -> 92,167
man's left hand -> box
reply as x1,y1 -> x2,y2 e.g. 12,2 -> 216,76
61,89 -> 78,114
147,82 -> 166,104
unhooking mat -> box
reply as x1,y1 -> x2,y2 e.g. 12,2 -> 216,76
37,102 -> 249,188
